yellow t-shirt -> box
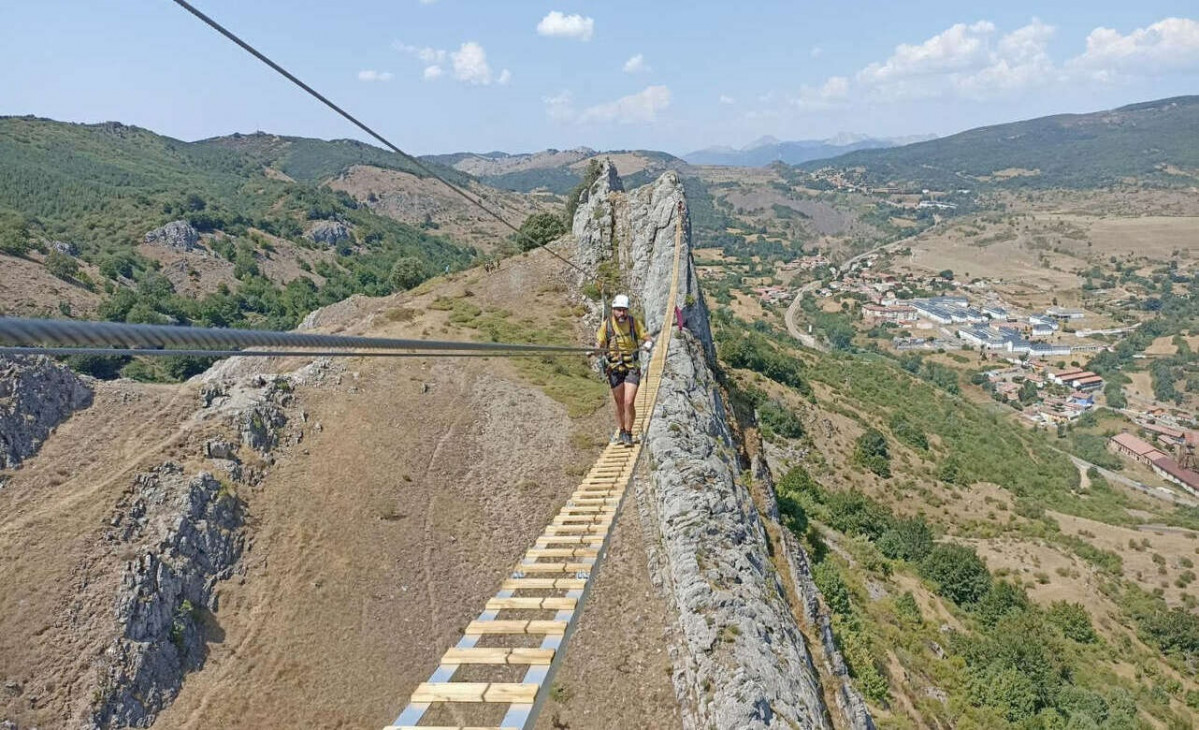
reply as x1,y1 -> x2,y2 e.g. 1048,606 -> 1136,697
597,315 -> 646,370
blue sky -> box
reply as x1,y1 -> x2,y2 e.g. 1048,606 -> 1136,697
2,1 -> 1197,155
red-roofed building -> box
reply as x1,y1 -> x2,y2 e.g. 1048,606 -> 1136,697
1149,455 -> 1199,495
1108,432 -> 1167,466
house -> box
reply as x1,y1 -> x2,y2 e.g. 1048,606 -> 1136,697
863,304 -> 918,323
1030,342 -> 1072,358
1141,422 -> 1186,443
1048,368 -> 1086,385
1109,433 -> 1168,466
983,304 -> 1013,321
1148,455 -> 1199,495
1046,307 -> 1086,320
1069,392 -> 1095,409
1054,370 -> 1104,392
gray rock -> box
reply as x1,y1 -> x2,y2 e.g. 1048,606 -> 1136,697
90,463 -> 245,729
51,241 -> 79,256
239,403 -> 286,454
304,220 -> 352,247
573,167 -> 853,729
0,356 -> 93,469
204,439 -> 238,461
143,221 -> 202,253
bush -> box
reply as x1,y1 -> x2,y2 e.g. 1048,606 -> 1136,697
888,412 -> 929,450
64,353 -> 130,380
565,159 -> 603,222
389,256 -> 427,291
513,212 -> 567,252
853,428 -> 891,478
920,543 -> 992,605
877,517 -> 933,562
45,250 -> 80,281
758,400 -> 804,439
1047,601 -> 1097,643
824,490 -> 893,540
976,581 -> 1031,627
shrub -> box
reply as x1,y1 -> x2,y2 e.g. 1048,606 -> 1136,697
46,250 -> 80,281
976,581 -> 1031,627
888,412 -> 929,450
389,256 -> 427,291
1047,601 -> 1097,643
853,428 -> 891,478
824,490 -> 893,541
513,212 -> 567,251
758,399 -> 804,439
877,517 -> 933,562
920,543 -> 992,605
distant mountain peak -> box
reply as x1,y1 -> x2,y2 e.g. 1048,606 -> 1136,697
744,135 -> 781,150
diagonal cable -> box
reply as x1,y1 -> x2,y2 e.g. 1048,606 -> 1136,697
168,0 -> 587,276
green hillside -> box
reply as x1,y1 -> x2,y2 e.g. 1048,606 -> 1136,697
0,116 -> 475,339
199,132 -> 471,186
798,96 -> 1199,189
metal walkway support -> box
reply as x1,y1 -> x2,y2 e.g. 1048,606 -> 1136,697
385,207 -> 686,730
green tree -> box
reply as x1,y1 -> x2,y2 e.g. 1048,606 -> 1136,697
389,256 -> 427,291
0,212 -> 31,256
853,428 -> 891,478
920,543 -> 991,605
1047,601 -> 1097,643
877,517 -> 933,562
45,250 -> 80,281
513,212 -> 568,252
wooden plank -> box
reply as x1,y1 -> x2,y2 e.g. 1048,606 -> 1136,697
502,577 -> 586,590
486,596 -> 577,611
387,726 -> 520,730
544,525 -> 606,535
558,505 -> 611,514
464,620 -> 567,635
553,515 -> 612,525
516,562 -> 593,573
536,535 -> 605,546
409,682 -> 538,704
441,646 -> 555,665
525,548 -> 598,559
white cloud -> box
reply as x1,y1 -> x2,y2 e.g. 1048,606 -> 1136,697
858,21 -> 995,88
623,54 -> 648,73
793,75 -> 851,109
357,70 -> 393,82
719,94 -> 735,105
545,85 -> 671,124
396,40 -> 507,85
579,85 -> 671,124
452,41 -> 498,84
543,91 -> 576,122
1070,17 -> 1199,80
537,11 -> 594,41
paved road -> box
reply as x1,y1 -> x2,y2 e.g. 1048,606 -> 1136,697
783,242 -> 898,352
1068,455 -> 1198,508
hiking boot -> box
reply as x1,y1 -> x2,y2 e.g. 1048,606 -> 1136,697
620,430 -> 633,447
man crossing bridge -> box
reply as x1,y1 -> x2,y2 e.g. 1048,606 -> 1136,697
596,294 -> 653,447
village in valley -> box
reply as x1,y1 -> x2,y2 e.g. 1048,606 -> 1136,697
738,244 -> 1199,501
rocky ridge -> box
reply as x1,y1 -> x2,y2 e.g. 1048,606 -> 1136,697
572,164 -> 872,728
0,355 -> 93,469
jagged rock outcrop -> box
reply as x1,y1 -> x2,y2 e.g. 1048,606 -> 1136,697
90,463 -> 245,729
51,241 -> 79,256
0,356 -> 93,469
304,220 -> 352,247
143,221 -> 202,253
573,164 -> 843,729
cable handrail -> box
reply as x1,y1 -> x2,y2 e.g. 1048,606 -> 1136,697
0,317 -> 597,355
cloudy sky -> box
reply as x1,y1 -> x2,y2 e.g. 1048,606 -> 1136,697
2,1 -> 1197,155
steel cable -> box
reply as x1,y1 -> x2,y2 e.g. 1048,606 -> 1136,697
168,0 -> 587,277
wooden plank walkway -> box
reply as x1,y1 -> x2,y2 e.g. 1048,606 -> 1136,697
384,200 -> 686,730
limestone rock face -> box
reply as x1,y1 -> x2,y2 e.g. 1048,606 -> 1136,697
143,220 -> 202,253
90,463 -> 245,730
0,356 -> 93,469
305,220 -> 352,247
572,167 -> 841,729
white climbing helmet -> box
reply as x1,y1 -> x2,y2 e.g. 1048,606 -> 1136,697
612,294 -> 631,309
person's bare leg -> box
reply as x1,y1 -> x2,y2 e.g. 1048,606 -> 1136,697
611,383 -> 626,434
624,383 -> 639,435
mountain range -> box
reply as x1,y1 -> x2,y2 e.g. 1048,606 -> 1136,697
682,133 -> 938,167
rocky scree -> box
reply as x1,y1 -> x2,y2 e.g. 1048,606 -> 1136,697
143,220 -> 202,253
572,167 -> 837,729
0,355 -> 93,469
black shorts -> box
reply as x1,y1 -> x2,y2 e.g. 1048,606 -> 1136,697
608,368 -> 641,389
